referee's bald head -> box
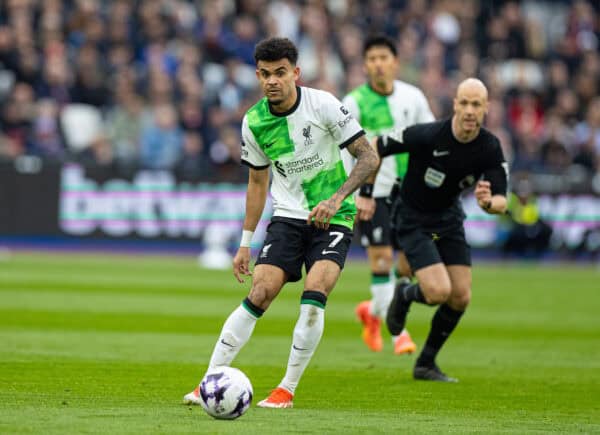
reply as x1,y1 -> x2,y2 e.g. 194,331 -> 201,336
456,78 -> 488,101
453,77 -> 489,140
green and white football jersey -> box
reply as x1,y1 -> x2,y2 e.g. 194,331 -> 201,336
241,86 -> 365,230
342,80 -> 434,198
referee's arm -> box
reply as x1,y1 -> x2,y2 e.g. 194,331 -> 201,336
376,135 -> 410,158
361,134 -> 411,188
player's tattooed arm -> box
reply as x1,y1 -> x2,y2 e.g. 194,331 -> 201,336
362,136 -> 384,185
340,134 -> 380,198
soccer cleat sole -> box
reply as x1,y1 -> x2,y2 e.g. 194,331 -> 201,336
256,399 -> 294,409
394,340 -> 417,355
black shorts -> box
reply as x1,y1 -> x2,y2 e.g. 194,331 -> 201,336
358,197 -> 392,247
255,217 -> 353,282
392,199 -> 471,271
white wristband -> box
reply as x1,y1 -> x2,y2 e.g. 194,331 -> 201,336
240,230 -> 254,248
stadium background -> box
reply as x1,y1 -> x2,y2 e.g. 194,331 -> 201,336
0,0 -> 599,259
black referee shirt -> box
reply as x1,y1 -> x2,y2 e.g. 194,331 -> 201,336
379,119 -> 508,213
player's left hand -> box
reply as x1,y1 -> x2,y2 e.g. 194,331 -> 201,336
307,197 -> 341,229
232,247 -> 252,283
475,180 -> 492,210
356,196 -> 375,221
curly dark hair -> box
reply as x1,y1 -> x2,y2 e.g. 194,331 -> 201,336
254,37 -> 299,65
363,34 -> 397,57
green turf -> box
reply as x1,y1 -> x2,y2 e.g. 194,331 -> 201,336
0,252 -> 599,434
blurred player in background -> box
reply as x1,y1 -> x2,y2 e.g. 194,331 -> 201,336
342,35 -> 434,355
184,37 -> 379,408
379,78 -> 508,382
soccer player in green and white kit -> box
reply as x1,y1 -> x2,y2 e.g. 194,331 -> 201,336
184,37 -> 379,409
343,35 -> 434,354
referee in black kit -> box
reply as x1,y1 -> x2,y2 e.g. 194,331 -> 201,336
375,78 -> 508,382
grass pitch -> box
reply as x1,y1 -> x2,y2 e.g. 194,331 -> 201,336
0,252 -> 599,434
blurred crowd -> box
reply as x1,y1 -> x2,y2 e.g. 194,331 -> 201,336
0,0 -> 599,183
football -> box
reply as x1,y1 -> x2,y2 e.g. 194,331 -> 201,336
198,366 -> 253,420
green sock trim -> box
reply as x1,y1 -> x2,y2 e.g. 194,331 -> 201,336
371,274 -> 391,285
242,300 -> 263,318
301,299 -> 326,309
394,268 -> 401,279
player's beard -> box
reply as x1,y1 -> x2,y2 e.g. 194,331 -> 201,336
265,87 -> 284,104
268,95 -> 283,105
267,86 -> 294,110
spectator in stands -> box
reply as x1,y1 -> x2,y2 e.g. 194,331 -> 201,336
0,134 -> 22,161
30,98 -> 64,160
71,43 -> 108,107
573,97 -> 600,173
208,125 -> 244,182
77,133 -> 114,169
486,98 -> 515,166
222,14 -> 261,65
0,81 -> 34,155
37,52 -> 71,106
0,25 -> 18,74
175,131 -> 213,180
139,103 -> 183,170
105,90 -> 150,167
502,178 -> 553,258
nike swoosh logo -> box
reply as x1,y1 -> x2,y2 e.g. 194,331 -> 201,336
220,339 -> 234,348
433,150 -> 449,157
321,250 -> 339,256
264,141 -> 275,148
293,345 -> 308,351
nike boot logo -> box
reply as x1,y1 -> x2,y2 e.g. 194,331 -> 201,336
433,150 -> 449,157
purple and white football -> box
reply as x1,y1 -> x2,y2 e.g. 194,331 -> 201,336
199,366 -> 253,420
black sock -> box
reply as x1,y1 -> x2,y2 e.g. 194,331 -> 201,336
399,282 -> 427,304
300,290 -> 327,308
417,304 -> 464,367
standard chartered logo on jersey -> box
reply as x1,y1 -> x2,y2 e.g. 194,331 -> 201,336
278,152 -> 324,176
59,164 -> 272,239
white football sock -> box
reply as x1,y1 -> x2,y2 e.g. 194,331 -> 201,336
279,303 -> 325,394
370,277 -> 394,319
208,305 -> 259,369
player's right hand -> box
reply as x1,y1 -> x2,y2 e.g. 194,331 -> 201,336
307,196 -> 341,229
232,247 -> 252,283
356,196 -> 375,221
